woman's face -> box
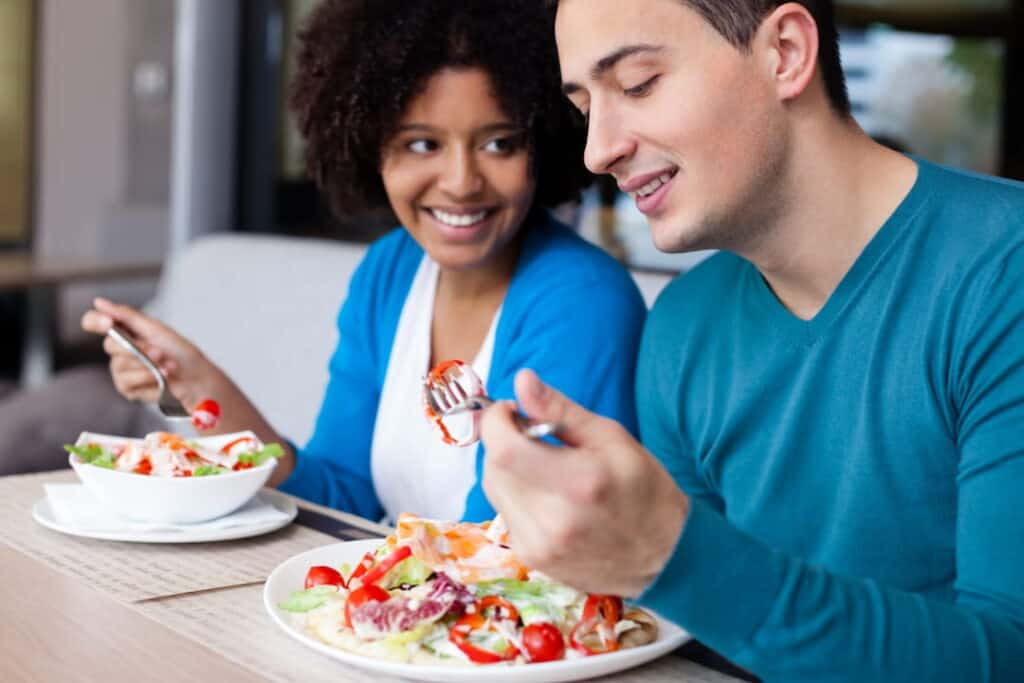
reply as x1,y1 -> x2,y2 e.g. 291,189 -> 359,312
380,67 -> 536,271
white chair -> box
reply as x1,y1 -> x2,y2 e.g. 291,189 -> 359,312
151,234 -> 366,444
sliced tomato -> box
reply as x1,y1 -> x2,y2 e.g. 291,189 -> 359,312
345,584 -> 390,628
190,398 -> 221,430
304,565 -> 346,590
522,622 -> 566,662
133,458 -> 153,475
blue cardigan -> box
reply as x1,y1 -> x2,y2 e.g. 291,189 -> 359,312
281,213 -> 647,522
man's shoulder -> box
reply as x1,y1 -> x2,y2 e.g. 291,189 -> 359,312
649,251 -> 749,320
918,160 -> 1024,243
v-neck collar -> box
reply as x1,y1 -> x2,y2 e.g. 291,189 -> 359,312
743,158 -> 934,346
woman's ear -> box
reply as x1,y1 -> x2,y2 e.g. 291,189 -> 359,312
757,2 -> 820,104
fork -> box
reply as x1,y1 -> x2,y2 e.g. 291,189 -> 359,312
106,324 -> 190,418
423,367 -> 560,442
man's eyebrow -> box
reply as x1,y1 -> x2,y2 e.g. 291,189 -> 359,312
562,44 -> 663,96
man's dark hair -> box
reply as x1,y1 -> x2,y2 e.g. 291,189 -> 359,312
548,0 -> 851,118
290,0 -> 590,221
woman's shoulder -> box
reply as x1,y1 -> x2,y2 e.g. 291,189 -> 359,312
359,228 -> 423,271
516,213 -> 639,293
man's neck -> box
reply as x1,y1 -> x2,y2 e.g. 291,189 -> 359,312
740,119 -> 919,320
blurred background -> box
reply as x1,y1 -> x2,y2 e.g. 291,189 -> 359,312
0,0 -> 1022,389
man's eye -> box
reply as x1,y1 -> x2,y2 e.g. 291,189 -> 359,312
407,139 -> 438,154
624,75 -> 659,97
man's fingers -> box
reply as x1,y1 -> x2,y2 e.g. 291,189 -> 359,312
514,369 -> 603,448
480,397 -> 592,497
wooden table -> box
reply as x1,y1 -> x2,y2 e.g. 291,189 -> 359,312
0,471 -> 749,683
0,250 -> 162,387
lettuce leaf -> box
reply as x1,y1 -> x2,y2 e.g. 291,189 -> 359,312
193,465 -> 230,477
64,444 -> 116,469
236,442 -> 285,467
381,556 -> 434,589
277,585 -> 338,612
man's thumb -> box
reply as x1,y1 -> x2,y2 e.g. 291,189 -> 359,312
514,369 -> 597,447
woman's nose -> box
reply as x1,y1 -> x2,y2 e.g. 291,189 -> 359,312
438,147 -> 484,198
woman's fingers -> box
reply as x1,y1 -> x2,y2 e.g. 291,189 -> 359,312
110,364 -> 160,402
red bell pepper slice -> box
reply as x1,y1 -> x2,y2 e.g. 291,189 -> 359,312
449,613 -> 520,664
358,545 -> 413,587
348,551 -> 376,584
478,595 -> 519,622
570,595 -> 624,655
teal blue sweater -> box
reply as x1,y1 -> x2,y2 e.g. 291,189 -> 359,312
636,159 -> 1024,682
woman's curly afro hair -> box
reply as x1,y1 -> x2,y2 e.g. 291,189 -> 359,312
289,0 -> 590,220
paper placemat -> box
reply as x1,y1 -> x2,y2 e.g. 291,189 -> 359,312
0,471 -> 387,603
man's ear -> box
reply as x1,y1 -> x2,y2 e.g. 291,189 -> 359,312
757,2 -> 820,104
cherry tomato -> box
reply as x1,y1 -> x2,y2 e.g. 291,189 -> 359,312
345,584 -> 390,628
191,399 -> 221,430
304,565 -> 345,590
133,458 -> 153,476
522,622 -> 566,662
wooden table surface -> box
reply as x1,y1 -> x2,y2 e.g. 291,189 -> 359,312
0,471 -> 748,683
0,544 -> 265,683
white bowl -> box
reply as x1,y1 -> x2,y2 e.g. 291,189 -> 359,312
68,431 -> 278,524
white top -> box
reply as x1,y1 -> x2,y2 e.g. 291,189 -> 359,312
370,256 -> 501,523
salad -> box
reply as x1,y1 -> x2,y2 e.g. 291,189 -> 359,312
279,514 -> 658,666
65,431 -> 283,477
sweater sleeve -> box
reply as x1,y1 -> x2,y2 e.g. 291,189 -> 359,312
460,250 -> 648,522
639,248 -> 1024,683
636,287 -> 725,515
279,250 -> 385,521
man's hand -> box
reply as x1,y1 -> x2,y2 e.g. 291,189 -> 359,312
480,369 -> 689,597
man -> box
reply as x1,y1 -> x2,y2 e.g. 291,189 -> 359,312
480,1 -> 1024,681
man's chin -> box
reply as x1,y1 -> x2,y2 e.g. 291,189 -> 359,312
650,222 -> 694,254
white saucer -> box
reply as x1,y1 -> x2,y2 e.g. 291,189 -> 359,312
32,488 -> 298,543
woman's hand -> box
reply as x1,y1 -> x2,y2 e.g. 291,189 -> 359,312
80,298 -> 220,411
81,297 -> 298,484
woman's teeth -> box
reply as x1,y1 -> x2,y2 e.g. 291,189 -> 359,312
431,209 -> 488,227
633,173 -> 674,199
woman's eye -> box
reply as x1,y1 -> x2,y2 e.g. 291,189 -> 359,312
407,139 -> 438,154
483,134 -> 524,155
624,75 -> 659,98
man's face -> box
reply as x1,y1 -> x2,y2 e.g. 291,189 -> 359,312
556,0 -> 789,253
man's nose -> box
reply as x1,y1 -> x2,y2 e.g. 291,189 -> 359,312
583,103 -> 634,176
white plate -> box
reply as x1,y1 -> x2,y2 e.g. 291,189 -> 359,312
264,539 -> 691,683
32,488 -> 297,543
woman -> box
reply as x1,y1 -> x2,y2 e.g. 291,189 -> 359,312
83,0 -> 646,523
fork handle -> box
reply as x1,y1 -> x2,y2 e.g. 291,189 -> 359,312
106,324 -> 167,393
513,414 -> 561,440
